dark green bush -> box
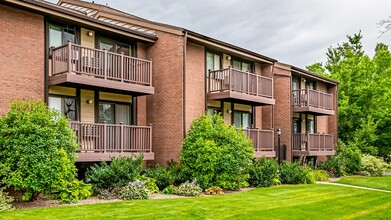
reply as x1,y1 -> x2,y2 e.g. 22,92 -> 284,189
175,181 -> 202,197
0,100 -> 77,201
180,114 -> 254,190
143,164 -> 175,190
118,180 -> 150,200
309,170 -> 330,182
0,188 -> 14,212
248,157 -> 280,187
320,141 -> 361,177
279,162 -> 314,184
85,155 -> 143,192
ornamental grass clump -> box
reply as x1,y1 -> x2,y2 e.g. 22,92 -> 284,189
180,114 -> 254,190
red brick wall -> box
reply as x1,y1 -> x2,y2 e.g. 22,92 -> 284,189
0,5 -> 44,115
136,42 -> 148,126
185,42 -> 205,133
146,31 -> 184,165
273,65 -> 292,161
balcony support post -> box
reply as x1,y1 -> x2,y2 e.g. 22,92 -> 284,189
67,41 -> 72,74
120,52 -> 124,82
103,49 -> 107,79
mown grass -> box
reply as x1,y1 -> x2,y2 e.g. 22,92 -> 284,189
336,176 -> 391,191
1,184 -> 390,220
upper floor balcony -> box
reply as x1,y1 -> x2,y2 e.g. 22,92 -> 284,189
49,42 -> 154,96
207,67 -> 275,106
292,89 -> 334,115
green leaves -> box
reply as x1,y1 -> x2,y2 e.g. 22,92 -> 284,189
0,100 -> 77,201
180,114 -> 254,190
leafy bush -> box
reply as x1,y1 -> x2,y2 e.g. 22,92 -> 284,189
0,188 -> 14,212
0,100 -> 77,201
85,155 -> 143,192
176,181 -> 202,197
180,114 -> 254,190
320,141 -> 362,177
204,186 -> 224,195
138,176 -> 159,193
143,164 -> 175,190
58,180 -> 92,204
118,180 -> 150,200
162,185 -> 177,195
310,170 -> 330,182
248,157 -> 280,187
357,154 -> 388,176
279,162 -> 315,184
98,189 -> 117,200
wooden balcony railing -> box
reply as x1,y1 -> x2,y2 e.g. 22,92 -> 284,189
292,133 -> 334,152
207,67 -> 273,98
70,121 -> 152,153
52,42 -> 152,87
292,89 -> 333,110
242,129 -> 274,152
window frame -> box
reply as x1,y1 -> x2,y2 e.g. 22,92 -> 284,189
233,110 -> 252,129
98,100 -> 132,125
48,94 -> 77,121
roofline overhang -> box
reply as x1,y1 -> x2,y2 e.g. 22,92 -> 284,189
2,0 -> 157,43
291,65 -> 339,85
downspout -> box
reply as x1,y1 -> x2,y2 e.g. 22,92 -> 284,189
183,31 -> 188,139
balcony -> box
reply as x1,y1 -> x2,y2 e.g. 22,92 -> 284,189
292,89 -> 334,115
207,67 -> 275,106
292,133 -> 335,156
70,121 -> 154,162
243,129 -> 275,157
49,42 -> 154,96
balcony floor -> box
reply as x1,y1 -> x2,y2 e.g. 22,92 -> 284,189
293,106 -> 334,116
208,90 -> 275,106
293,150 -> 336,156
76,152 -> 154,162
49,73 -> 154,96
255,151 -> 276,158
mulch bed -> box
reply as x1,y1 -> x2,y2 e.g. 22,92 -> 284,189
13,187 -> 256,210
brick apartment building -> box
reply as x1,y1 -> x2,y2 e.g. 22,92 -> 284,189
0,0 -> 338,165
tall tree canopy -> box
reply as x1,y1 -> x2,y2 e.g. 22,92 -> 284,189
307,32 -> 391,160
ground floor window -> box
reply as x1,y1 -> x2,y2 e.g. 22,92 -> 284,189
233,111 -> 251,129
98,101 -> 131,125
48,95 -> 77,120
207,106 -> 222,116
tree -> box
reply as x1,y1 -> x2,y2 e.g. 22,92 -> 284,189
180,114 -> 254,190
306,32 -> 391,160
0,100 -> 78,201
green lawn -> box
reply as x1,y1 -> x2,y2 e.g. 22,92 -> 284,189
336,176 -> 391,191
1,184 -> 390,220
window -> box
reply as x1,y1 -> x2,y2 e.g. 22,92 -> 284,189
206,52 -> 221,72
306,114 -> 316,133
207,107 -> 222,116
306,80 -> 315,90
233,111 -> 251,129
292,117 -> 300,133
99,37 -> 133,56
99,102 -> 131,125
48,96 -> 77,121
49,24 -> 76,49
292,77 -> 300,90
232,59 -> 252,72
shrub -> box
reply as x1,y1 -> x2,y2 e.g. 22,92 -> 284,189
204,186 -> 224,195
98,189 -> 117,200
138,176 -> 159,193
58,180 -> 92,204
310,170 -> 330,182
176,181 -> 202,197
85,155 -> 143,192
357,154 -> 388,176
144,164 -> 175,190
118,180 -> 150,200
180,114 -> 254,190
320,141 -> 361,177
279,162 -> 315,184
0,188 -> 14,212
248,157 -> 280,187
0,100 -> 77,201
162,185 -> 177,195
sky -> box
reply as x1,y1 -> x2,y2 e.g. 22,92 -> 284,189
48,0 -> 391,68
